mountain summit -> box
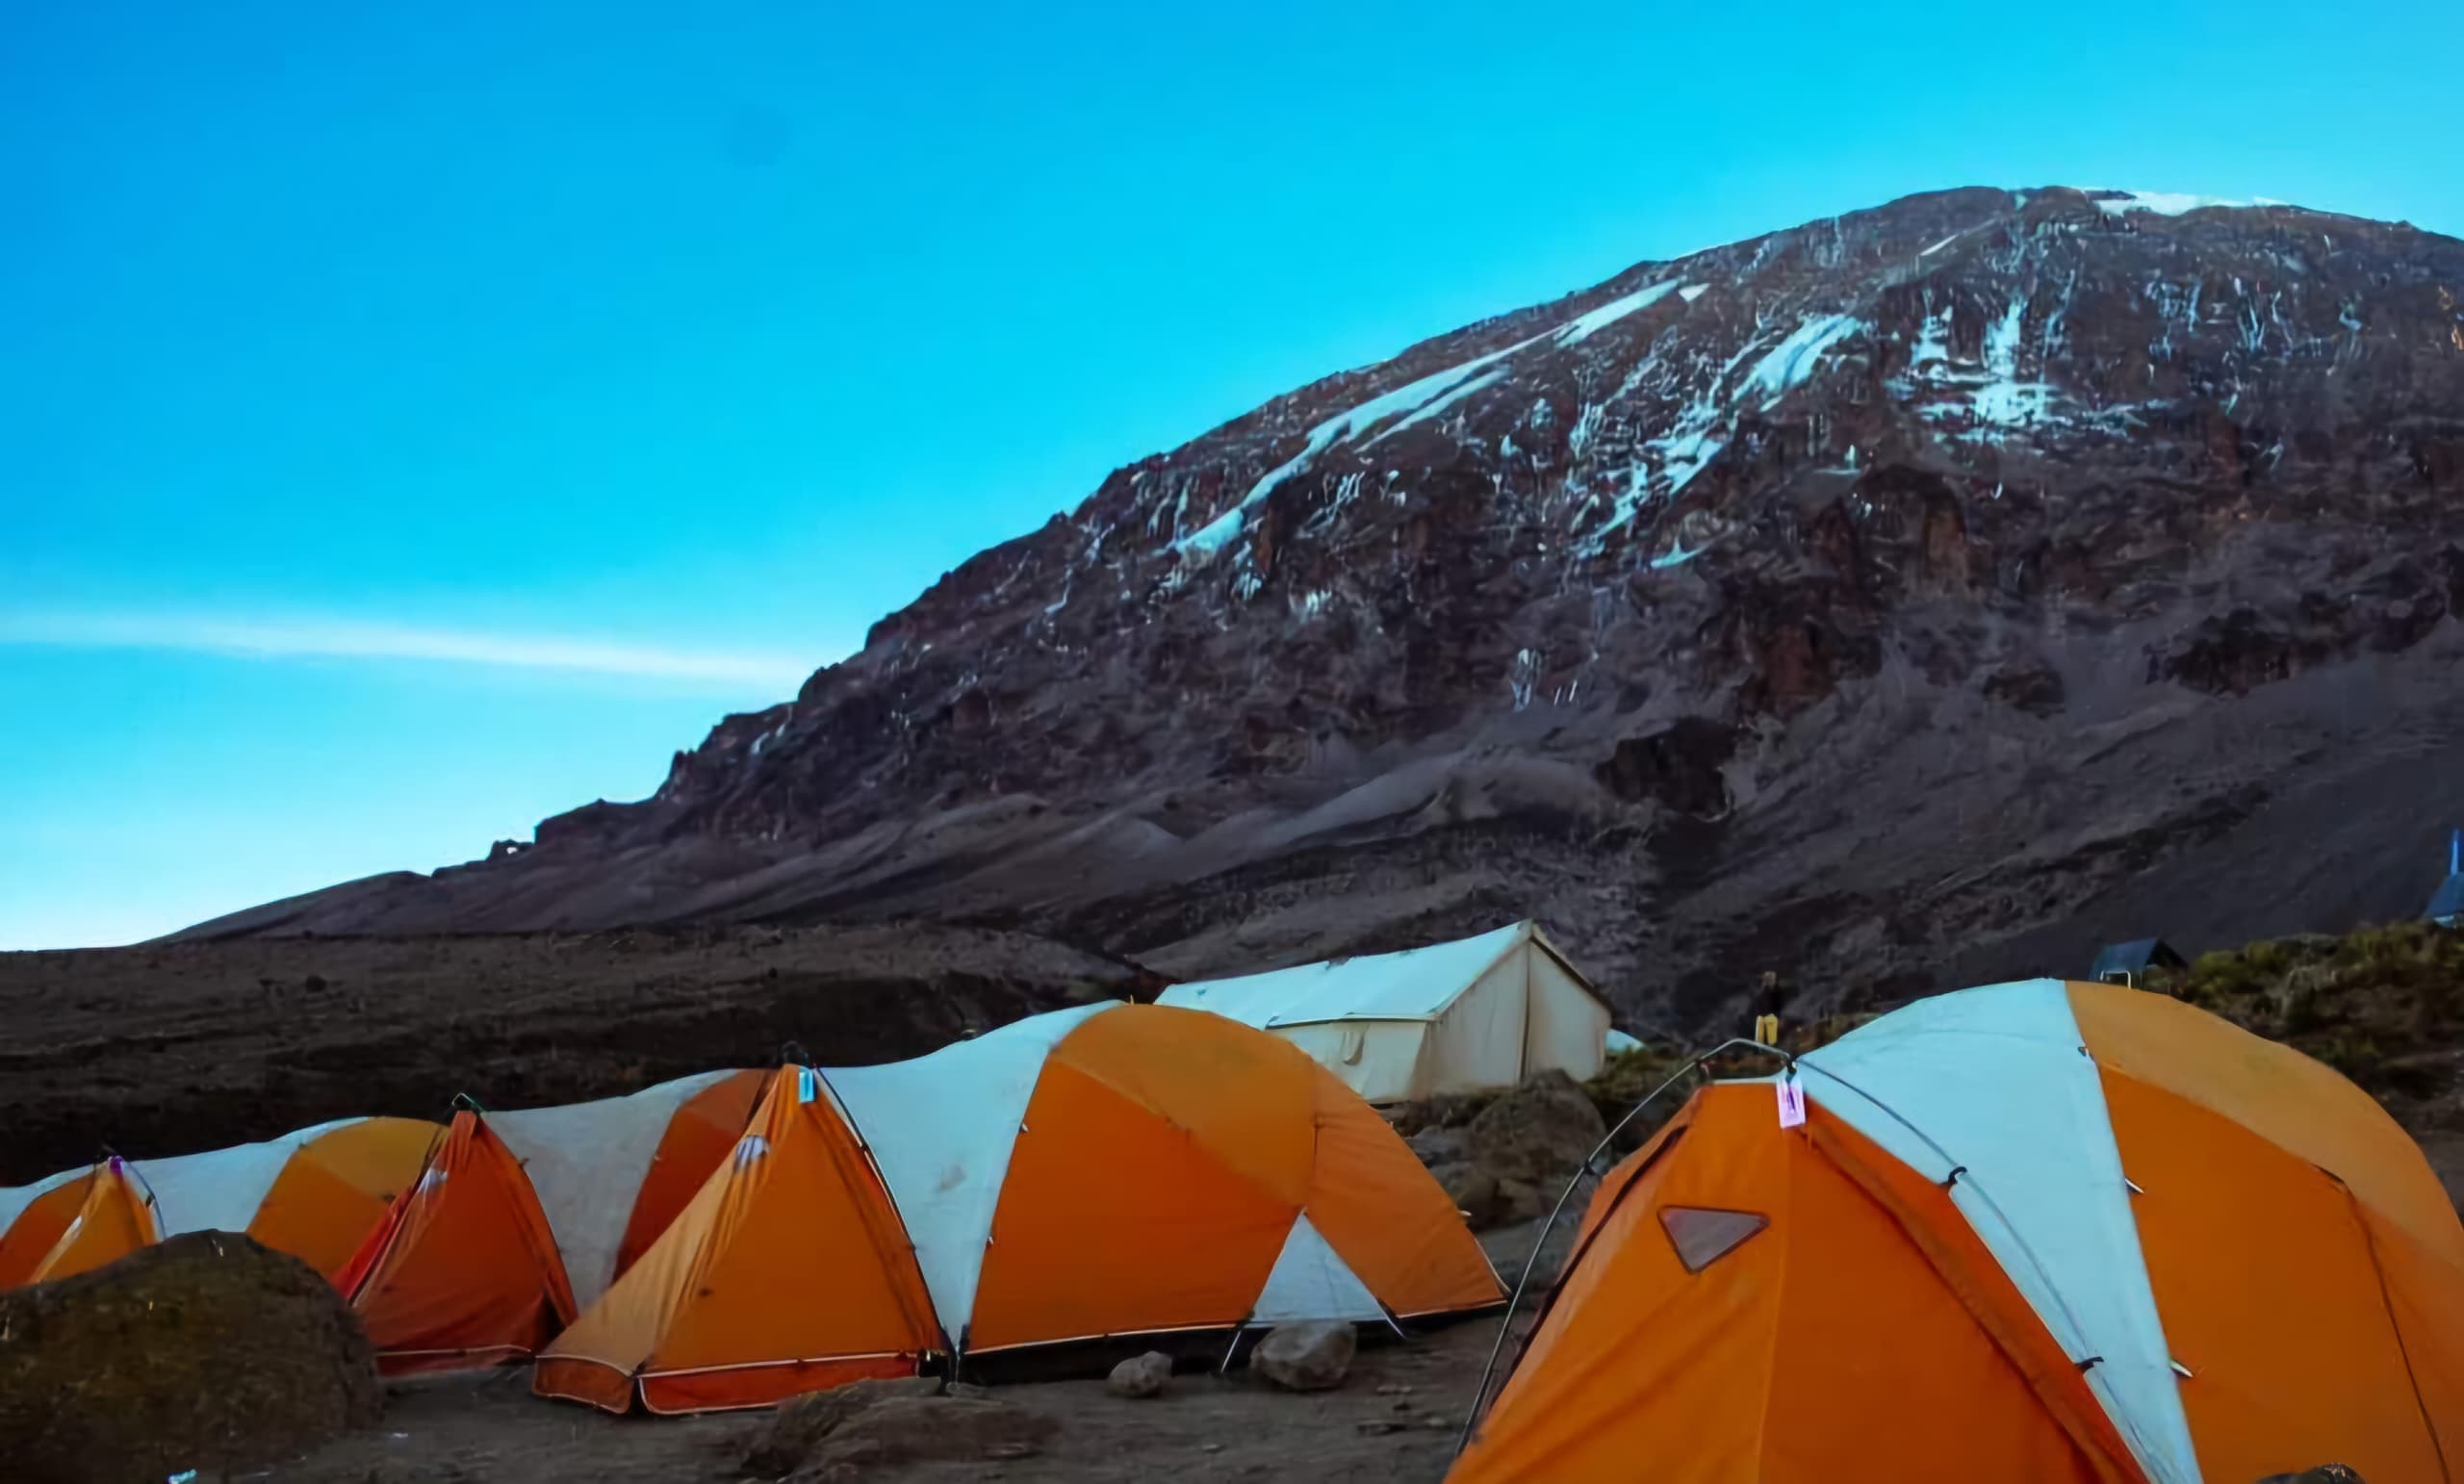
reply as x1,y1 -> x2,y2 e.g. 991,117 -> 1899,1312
186,187 -> 2464,1028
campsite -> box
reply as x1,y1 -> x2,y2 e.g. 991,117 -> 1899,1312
4,918 -> 2460,1481
15,7 -> 2464,1479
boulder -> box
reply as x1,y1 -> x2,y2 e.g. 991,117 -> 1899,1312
1406,1125 -> 1472,1165
794,1396 -> 1057,1481
743,1375 -> 944,1476
1248,1320 -> 1356,1393
0,1231 -> 383,1484
1107,1350 -> 1173,1399
1463,1069 -> 1607,1187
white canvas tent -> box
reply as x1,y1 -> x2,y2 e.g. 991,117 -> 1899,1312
1156,921 -> 1611,1101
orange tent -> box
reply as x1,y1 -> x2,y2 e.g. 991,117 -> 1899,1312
0,1169 -> 103,1288
244,1117 -> 441,1279
339,1109 -> 578,1374
823,1002 -> 1503,1359
1454,980 -> 2464,1482
0,1158 -> 159,1287
534,1067 -> 939,1414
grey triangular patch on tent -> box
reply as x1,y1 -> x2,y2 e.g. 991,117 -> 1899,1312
1658,1206 -> 1767,1273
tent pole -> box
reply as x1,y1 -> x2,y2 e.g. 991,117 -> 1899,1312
1454,1036 -> 1790,1458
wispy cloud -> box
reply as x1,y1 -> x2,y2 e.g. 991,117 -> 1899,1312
0,611 -> 817,692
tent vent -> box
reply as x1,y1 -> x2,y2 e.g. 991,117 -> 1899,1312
1657,1206 -> 1767,1273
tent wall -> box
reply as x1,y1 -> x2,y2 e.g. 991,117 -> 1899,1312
1522,949 -> 1610,1083
1271,1019 -> 1431,1103
493,1069 -> 741,1308
1422,955 -> 1533,1095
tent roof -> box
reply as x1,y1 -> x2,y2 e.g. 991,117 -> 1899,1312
1155,921 -> 1595,1028
2427,874 -> 2464,921
2088,938 -> 2184,979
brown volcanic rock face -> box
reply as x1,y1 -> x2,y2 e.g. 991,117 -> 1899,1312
181,187 -> 2464,1031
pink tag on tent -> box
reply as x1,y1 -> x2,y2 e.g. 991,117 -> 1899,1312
1776,1080 -> 1807,1129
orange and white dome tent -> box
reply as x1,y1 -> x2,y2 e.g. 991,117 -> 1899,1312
1452,980 -> 2464,1484
534,1066 -> 940,1414
825,1001 -> 1503,1360
536,1001 -> 1503,1414
0,1117 -> 440,1288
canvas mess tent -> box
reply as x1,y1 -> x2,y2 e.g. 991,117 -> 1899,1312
1452,981 -> 2464,1484
1157,921 -> 1612,1101
0,1116 -> 442,1289
539,1002 -> 1504,1414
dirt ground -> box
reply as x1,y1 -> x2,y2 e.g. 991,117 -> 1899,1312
262,1220 -> 1571,1484
0,924 -> 1140,1185
268,1318 -> 1497,1484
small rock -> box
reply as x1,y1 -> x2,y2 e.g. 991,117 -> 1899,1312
1407,1126 -> 1471,1165
1249,1320 -> 1356,1393
1375,1384 -> 1415,1395
1200,1443 -> 1224,1454
1356,1420 -> 1405,1436
1107,1350 -> 1173,1399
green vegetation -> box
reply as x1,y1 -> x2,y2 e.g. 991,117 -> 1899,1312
2146,920 -> 2464,1100
1577,922 -> 2463,1139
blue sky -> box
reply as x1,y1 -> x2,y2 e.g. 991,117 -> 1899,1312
4,2 -> 2457,949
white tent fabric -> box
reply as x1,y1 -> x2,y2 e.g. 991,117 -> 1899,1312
1803,980 -> 2202,1484
494,1068 -> 741,1309
132,1117 -> 362,1238
1156,921 -> 1611,1101
823,1002 -> 1114,1344
1251,1213 -> 1385,1325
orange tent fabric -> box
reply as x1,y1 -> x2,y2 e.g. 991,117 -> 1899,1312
11,1159 -> 159,1287
609,1067 -> 767,1283
1466,980 -> 2464,1480
246,1116 -> 441,1280
958,1004 -> 1502,1351
1452,1084 -> 2145,1483
2072,985 -> 2464,1478
822,1002 -> 1502,1362
340,1110 -> 578,1374
534,1067 -> 939,1414
0,1171 -> 98,1289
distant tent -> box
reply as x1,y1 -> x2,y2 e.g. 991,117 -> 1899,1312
2428,829 -> 2464,926
2088,938 -> 2186,986
1156,922 -> 1613,1101
338,1109 -> 578,1374
534,1067 -> 939,1414
1,1116 -> 444,1291
139,1115 -> 443,1281
0,1157 -> 158,1287
0,1070 -> 763,1312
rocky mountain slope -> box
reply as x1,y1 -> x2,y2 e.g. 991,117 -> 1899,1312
182,186 -> 2464,1031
